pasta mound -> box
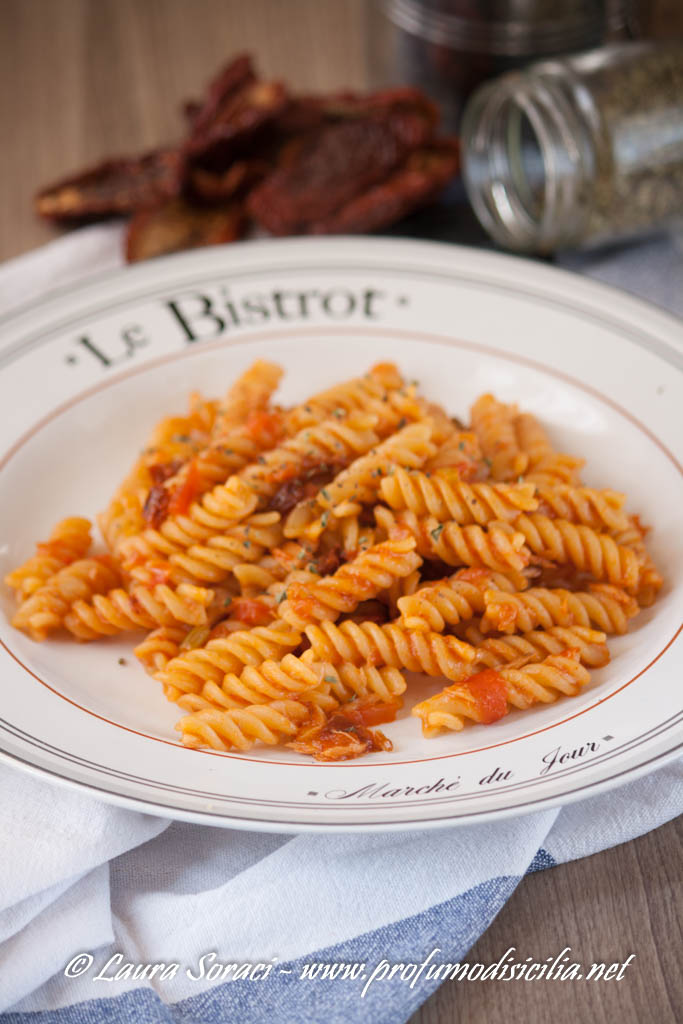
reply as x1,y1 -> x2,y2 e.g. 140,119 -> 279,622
4,362 -> 662,761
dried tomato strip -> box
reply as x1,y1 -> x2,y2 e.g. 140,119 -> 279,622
35,149 -> 181,221
247,118 -> 407,235
188,159 -> 269,203
309,139 -> 459,234
186,54 -> 256,139
125,198 -> 246,263
184,79 -> 288,169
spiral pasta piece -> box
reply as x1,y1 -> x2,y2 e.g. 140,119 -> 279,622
470,394 -> 529,480
284,362 -> 418,436
470,624 -> 609,669
525,454 -> 584,486
413,651 -> 590,735
514,412 -> 554,468
326,517 -> 377,560
397,568 -> 518,632
12,557 -> 122,641
303,620 -> 475,679
158,621 -> 303,696
63,582 -> 213,640
134,625 -> 190,675
380,468 -> 537,524
424,430 -> 484,477
213,360 -> 283,436
184,654 -> 326,710
382,568 -> 421,617
177,696 -> 334,751
5,517 -> 92,602
383,509 -> 530,575
634,557 -> 664,607
119,476 -> 259,567
325,664 -> 407,705
161,434 -> 266,505
277,536 -> 422,629
165,512 -> 283,586
609,520 -> 663,607
482,584 -> 640,635
512,514 -> 641,588
534,485 -> 630,532
318,422 -> 437,510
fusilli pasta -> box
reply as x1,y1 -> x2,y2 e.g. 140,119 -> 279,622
413,651 -> 590,735
397,567 -> 518,632
379,468 -> 537,524
6,361 -> 661,761
482,584 -> 639,635
470,393 -> 528,480
12,557 -> 122,640
5,517 -> 92,602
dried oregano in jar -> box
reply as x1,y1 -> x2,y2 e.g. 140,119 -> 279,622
461,42 -> 683,252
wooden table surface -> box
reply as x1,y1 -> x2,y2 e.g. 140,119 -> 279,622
1,2 -> 681,1021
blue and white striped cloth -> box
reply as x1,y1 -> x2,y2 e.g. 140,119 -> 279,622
1,226 -> 681,1023
0,758 -> 680,1021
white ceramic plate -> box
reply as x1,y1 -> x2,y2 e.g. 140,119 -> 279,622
0,237 -> 681,831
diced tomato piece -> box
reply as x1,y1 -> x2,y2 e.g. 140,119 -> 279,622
168,460 -> 202,517
244,409 -> 284,448
463,669 -> 508,724
229,598 -> 274,627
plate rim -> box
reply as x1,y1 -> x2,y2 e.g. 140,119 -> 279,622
1,235 -> 681,831
0,739 -> 680,833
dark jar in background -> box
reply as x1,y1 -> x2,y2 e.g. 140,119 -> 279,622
367,0 -> 646,130
460,42 -> 683,253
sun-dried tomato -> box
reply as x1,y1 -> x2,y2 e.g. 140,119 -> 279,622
420,558 -> 456,582
341,599 -> 389,625
267,460 -> 346,515
310,139 -> 459,234
35,149 -> 181,221
186,54 -> 256,139
125,198 -> 246,262
266,479 -> 305,515
280,87 -> 437,141
188,159 -> 269,203
247,118 -> 407,235
185,77 -> 288,170
349,86 -> 439,148
148,458 -> 185,485
314,545 -> 343,577
531,564 -> 596,592
142,485 -> 171,529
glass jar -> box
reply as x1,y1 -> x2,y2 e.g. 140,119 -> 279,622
460,42 -> 683,253
367,0 -> 646,130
